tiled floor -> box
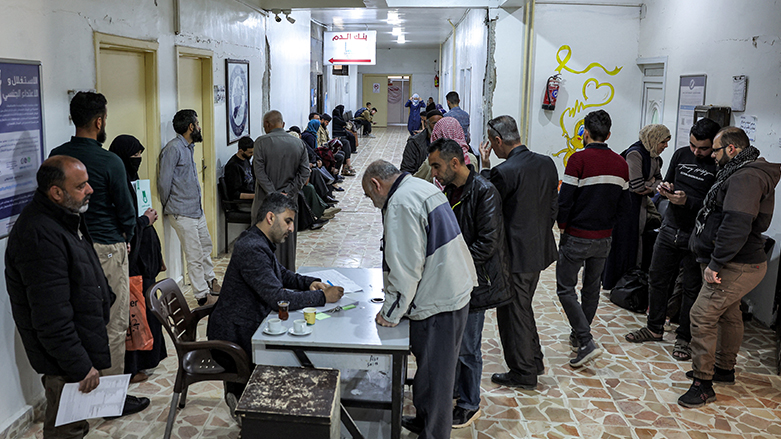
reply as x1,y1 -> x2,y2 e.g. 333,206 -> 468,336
16,127 -> 781,438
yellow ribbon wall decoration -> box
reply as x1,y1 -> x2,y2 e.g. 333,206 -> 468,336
552,45 -> 623,165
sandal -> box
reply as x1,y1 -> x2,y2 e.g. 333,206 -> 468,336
625,327 -> 663,343
672,338 -> 692,361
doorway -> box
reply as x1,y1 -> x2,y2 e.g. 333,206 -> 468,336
637,58 -> 667,138
387,76 -> 410,126
94,32 -> 162,264
361,74 -> 389,127
176,47 -> 216,258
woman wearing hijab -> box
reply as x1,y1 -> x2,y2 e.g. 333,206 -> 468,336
331,105 -> 358,176
602,124 -> 670,290
109,135 -> 167,383
405,93 -> 426,135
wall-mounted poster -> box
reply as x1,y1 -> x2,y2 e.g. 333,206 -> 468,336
226,59 -> 250,144
0,59 -> 45,238
675,74 -> 706,149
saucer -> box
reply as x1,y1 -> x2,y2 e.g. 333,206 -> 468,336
288,326 -> 313,336
263,326 -> 287,336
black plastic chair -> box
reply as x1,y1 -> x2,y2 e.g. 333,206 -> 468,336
147,278 -> 251,439
218,176 -> 252,253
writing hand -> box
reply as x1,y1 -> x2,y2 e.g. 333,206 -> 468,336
78,367 -> 100,393
704,267 -> 721,284
324,286 -> 344,302
310,281 -> 330,291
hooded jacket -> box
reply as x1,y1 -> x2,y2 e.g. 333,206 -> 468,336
380,174 -> 476,323
5,191 -> 113,382
691,157 -> 781,271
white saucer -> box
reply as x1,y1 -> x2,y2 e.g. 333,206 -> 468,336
288,326 -> 313,336
263,326 -> 287,336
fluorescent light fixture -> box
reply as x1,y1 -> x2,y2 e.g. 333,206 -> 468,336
333,17 -> 344,29
397,35 -> 406,44
386,11 -> 402,25
391,27 -> 402,36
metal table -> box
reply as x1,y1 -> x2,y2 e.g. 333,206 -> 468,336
251,267 -> 410,439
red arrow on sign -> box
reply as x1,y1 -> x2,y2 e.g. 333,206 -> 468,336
328,58 -> 372,63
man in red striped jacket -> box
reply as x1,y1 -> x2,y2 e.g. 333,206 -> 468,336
556,110 -> 630,367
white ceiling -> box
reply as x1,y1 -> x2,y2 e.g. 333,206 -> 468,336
308,7 -> 471,49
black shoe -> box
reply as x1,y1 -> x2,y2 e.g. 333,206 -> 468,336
678,379 -> 716,408
570,340 -> 603,368
196,294 -> 218,307
452,406 -> 481,428
490,372 -> 537,390
686,367 -> 735,384
325,196 -> 340,204
332,186 -> 345,192
402,416 -> 424,434
309,219 -> 329,230
104,395 -> 150,419
536,357 -> 545,375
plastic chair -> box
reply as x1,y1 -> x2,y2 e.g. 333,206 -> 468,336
147,278 -> 252,439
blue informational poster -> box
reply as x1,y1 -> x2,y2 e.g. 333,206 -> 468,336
0,60 -> 45,237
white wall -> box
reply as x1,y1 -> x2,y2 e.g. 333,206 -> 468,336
266,10 -> 312,130
357,47 -> 440,111
640,0 -> 781,324
0,0 -> 286,432
440,9 -> 489,152
491,7 -> 526,125
528,4 -> 643,175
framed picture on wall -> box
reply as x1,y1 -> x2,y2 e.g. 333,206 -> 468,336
226,59 -> 250,144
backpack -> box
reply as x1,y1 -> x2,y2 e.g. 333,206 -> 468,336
354,107 -> 367,118
609,268 -> 649,313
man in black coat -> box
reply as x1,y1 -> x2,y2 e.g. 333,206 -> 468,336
401,109 -> 442,174
429,139 -> 512,428
207,193 -> 344,421
5,156 -> 116,438
479,115 -> 559,390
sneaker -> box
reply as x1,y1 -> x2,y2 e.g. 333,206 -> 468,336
678,379 -> 716,408
452,406 -> 481,429
402,416 -> 424,434
104,395 -> 150,419
321,207 -> 341,220
368,133 -> 376,138
570,340 -> 603,368
569,333 -> 580,353
197,293 -> 219,307
686,367 -> 735,384
225,391 -> 242,426
209,279 -> 221,295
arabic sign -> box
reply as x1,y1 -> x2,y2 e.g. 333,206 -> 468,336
675,75 -> 706,149
324,31 -> 377,66
0,60 -> 45,238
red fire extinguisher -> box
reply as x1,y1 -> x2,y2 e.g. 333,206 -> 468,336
542,74 -> 561,111
434,74 -> 439,88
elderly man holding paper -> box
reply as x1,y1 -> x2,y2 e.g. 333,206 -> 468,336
207,192 -> 344,423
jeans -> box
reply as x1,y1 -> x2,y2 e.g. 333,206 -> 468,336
691,261 -> 766,380
455,310 -> 485,411
556,234 -> 612,345
410,305 -> 468,439
646,225 -> 702,340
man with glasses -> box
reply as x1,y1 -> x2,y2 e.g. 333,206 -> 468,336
625,118 -> 720,364
479,115 -> 558,390
680,126 -> 779,407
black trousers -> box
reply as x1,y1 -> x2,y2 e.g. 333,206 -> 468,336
355,119 -> 371,134
647,224 -> 702,340
410,305 -> 468,439
497,272 -> 543,378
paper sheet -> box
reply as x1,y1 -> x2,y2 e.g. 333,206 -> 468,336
305,269 -> 364,293
55,374 -> 130,427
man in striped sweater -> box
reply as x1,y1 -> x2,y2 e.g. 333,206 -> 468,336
556,110 -> 630,367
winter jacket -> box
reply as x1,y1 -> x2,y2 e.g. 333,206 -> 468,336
380,174 -> 476,323
443,168 -> 512,311
690,157 -> 781,272
400,130 -> 429,174
5,191 -> 113,382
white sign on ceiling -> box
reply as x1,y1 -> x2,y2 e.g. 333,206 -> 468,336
324,31 -> 377,66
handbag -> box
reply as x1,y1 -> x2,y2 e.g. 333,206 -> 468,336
609,268 -> 649,313
126,275 -> 154,351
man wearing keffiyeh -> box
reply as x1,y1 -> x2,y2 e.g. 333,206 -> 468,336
680,127 -> 780,408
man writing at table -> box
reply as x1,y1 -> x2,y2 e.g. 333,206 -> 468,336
362,160 -> 477,439
207,192 -> 344,423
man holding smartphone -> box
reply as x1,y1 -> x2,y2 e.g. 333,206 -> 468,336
624,118 -> 720,362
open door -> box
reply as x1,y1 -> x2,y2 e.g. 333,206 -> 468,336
362,74 -> 389,127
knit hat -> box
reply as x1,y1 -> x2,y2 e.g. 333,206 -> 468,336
639,124 -> 671,158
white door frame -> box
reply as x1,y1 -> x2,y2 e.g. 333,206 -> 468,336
636,56 -> 668,128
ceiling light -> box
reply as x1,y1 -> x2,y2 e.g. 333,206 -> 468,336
333,17 -> 344,29
391,27 -> 402,36
282,9 -> 295,24
397,35 -> 406,44
386,11 -> 402,25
